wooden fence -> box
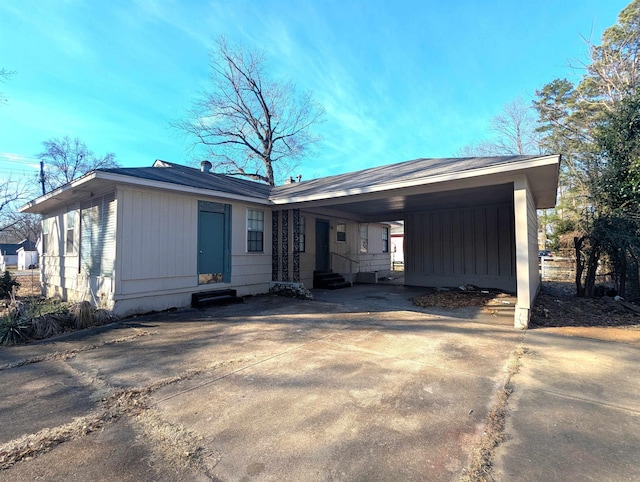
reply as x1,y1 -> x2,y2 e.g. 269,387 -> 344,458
540,256 -> 575,281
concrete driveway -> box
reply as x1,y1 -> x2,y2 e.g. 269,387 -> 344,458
1,284 -> 638,481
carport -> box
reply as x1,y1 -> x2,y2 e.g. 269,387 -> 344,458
269,155 -> 560,329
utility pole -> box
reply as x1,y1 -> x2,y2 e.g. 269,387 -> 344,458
39,161 -> 45,195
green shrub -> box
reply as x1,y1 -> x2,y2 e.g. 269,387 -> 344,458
0,271 -> 20,299
0,316 -> 30,346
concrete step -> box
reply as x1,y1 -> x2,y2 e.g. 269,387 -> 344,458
191,289 -> 243,308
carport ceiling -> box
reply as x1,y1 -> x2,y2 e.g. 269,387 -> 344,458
300,183 -> 515,221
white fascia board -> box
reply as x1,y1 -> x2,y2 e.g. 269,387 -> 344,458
19,171 -> 271,213
270,155 -> 560,205
19,171 -> 100,212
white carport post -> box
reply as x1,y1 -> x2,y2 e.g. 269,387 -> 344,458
513,175 -> 539,329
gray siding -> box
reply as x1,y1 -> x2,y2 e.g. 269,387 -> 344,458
405,203 -> 515,291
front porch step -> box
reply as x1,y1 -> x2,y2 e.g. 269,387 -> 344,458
191,289 -> 243,308
313,271 -> 351,290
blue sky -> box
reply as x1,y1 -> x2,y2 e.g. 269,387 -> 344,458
0,0 -> 630,185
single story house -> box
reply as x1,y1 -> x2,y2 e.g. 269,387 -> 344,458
17,246 -> 39,270
20,155 -> 560,329
0,239 -> 37,271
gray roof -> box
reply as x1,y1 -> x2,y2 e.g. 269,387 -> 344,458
100,161 -> 272,199
104,156 -> 549,202
0,239 -> 36,255
271,155 -> 543,200
20,154 -> 559,214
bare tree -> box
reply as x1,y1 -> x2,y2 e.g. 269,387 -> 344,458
175,37 -> 324,186
458,97 -> 540,156
38,136 -> 118,192
0,176 -> 29,236
1,68 -> 15,104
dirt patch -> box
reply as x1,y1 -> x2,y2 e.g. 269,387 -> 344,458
412,289 -> 514,309
13,272 -> 41,299
530,281 -> 640,345
531,282 -> 640,328
461,344 -> 527,482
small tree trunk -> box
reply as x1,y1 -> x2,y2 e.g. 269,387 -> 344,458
574,236 -> 585,297
584,239 -> 600,297
619,249 -> 627,298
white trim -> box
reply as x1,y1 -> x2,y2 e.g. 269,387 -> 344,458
269,155 -> 560,204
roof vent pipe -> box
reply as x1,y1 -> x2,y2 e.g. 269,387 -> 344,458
201,160 -> 212,173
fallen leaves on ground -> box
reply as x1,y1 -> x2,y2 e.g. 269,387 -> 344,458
412,290 -> 513,309
531,282 -> 640,329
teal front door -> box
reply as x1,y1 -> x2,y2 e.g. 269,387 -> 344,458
198,201 -> 230,284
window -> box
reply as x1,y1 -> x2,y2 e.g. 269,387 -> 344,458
42,217 -> 50,255
66,212 -> 76,254
382,227 -> 389,253
336,223 -> 346,242
359,224 -> 368,253
299,216 -> 306,252
80,193 -> 116,277
247,209 -> 264,252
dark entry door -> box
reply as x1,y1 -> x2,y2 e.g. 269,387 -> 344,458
315,219 -> 330,271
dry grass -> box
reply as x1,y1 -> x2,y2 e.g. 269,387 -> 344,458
461,344 -> 527,482
12,271 -> 41,298
0,368 -> 209,471
413,290 -> 513,309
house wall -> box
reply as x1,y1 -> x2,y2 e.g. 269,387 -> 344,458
270,211 -> 391,287
17,250 -> 38,270
40,202 -> 115,305
404,203 -> 516,291
0,254 -> 18,270
391,235 -> 404,265
114,186 -> 273,316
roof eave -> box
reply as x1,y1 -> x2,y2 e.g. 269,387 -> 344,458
19,170 -> 273,214
269,154 -> 560,205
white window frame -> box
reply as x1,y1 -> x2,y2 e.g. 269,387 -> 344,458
382,227 -> 389,253
247,209 -> 265,253
336,222 -> 347,243
65,212 -> 76,255
359,224 -> 368,253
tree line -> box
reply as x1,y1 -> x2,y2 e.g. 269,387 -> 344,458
463,0 -> 640,298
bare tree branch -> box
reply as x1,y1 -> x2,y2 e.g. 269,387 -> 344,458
38,136 -> 118,192
173,36 -> 324,186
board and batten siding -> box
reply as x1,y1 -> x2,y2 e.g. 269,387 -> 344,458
404,203 -> 516,291
115,188 -> 272,315
229,202 -> 271,293
118,188 -> 197,294
41,200 -> 115,304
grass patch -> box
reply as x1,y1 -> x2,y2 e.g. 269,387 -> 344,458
461,343 -> 527,482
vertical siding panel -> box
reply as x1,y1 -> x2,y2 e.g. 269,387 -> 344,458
474,208 -> 487,275
442,211 -> 454,275
452,210 -> 464,275
424,213 -> 432,273
463,209 -> 474,275
129,192 -> 145,279
486,206 -> 499,276
139,193 -> 149,279
497,204 -> 512,276
156,194 -> 169,278
431,212 -> 441,274
120,191 -> 132,280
